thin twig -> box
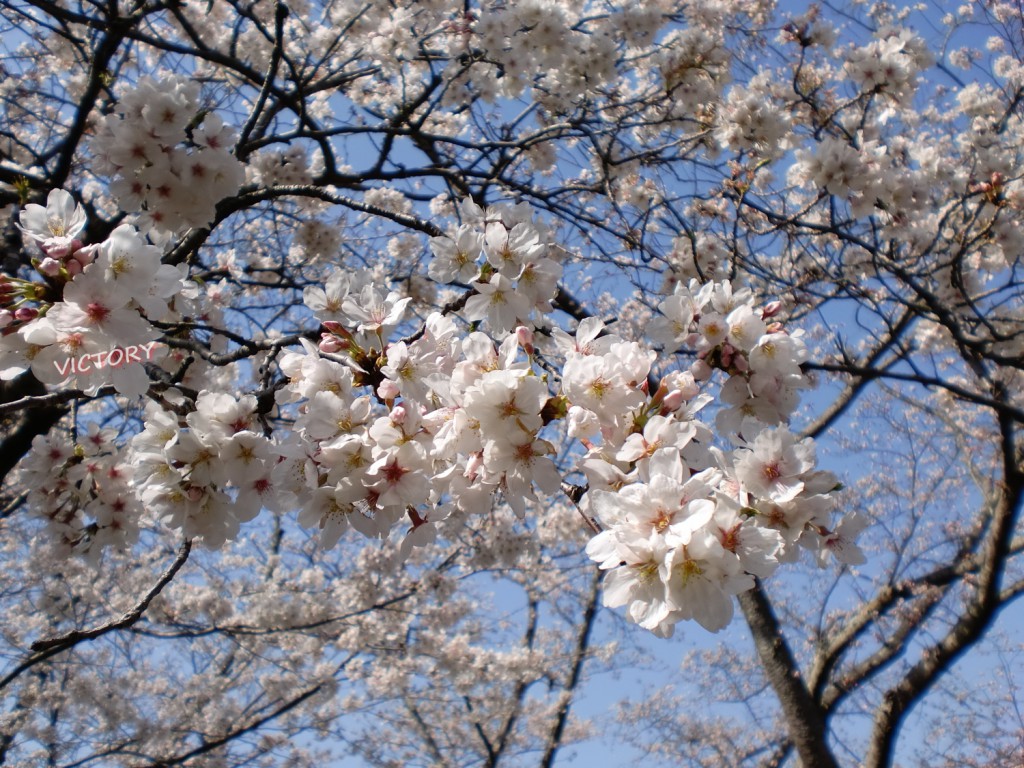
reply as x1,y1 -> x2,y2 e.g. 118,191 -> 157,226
0,540 -> 192,693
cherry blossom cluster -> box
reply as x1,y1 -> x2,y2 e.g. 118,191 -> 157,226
129,395 -> 290,549
661,234 -> 732,289
248,144 -> 315,187
583,427 -> 856,635
716,72 -> 792,159
90,76 -> 245,237
648,281 -> 809,433
2,190 -> 196,396
842,27 -> 932,106
657,25 -> 731,120
790,136 -> 890,216
549,282 -> 850,635
273,314 -> 558,557
253,202 -> 851,632
428,199 -> 562,334
21,425 -> 141,561
17,190 -> 861,634
292,217 -> 343,263
469,2 -> 618,102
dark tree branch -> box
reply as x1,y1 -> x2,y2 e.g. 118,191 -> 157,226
539,567 -> 602,768
0,540 -> 192,694
738,582 -> 839,768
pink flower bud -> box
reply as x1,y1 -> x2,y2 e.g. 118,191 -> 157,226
720,343 -> 734,368
378,378 -> 400,400
72,243 -> 96,266
321,320 -> 344,333
14,307 -> 38,322
42,238 -> 73,259
65,258 -> 83,277
515,326 -> 535,355
691,359 -> 713,381
38,258 -> 62,277
660,389 -> 684,413
670,371 -> 700,400
761,301 -> 782,319
319,333 -> 345,353
390,404 -> 408,424
464,452 -> 484,480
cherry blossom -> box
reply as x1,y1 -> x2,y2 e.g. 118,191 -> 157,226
17,189 -> 86,257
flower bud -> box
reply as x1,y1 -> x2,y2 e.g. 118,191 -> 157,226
464,452 -> 484,480
515,325 -> 535,355
691,358 -> 713,381
42,238 -> 73,259
14,307 -> 38,322
567,405 -> 599,438
720,343 -> 734,368
319,333 -> 345,353
390,403 -> 408,424
668,371 -> 700,400
378,378 -> 400,400
660,388 -> 685,413
72,243 -> 96,266
38,257 -> 62,277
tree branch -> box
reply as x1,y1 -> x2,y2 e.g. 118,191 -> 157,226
0,540 -> 192,693
738,582 -> 839,768
539,567 -> 601,768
